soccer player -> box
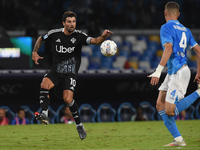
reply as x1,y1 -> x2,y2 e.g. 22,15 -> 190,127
148,2 -> 200,146
32,11 -> 112,140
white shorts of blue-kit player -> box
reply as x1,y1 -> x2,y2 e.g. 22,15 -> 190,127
159,66 -> 190,104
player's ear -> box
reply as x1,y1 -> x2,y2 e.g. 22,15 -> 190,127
177,12 -> 180,18
164,10 -> 167,17
62,21 -> 65,27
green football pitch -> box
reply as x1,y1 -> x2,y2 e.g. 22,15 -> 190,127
0,120 -> 199,150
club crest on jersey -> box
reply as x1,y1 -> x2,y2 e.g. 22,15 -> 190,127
71,38 -> 76,44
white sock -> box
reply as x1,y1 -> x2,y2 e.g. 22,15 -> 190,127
196,89 -> 200,96
42,110 -> 48,116
76,123 -> 83,127
174,136 -> 183,142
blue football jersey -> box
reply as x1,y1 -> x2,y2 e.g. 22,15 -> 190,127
160,20 -> 197,75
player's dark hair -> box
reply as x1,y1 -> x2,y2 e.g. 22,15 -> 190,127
62,11 -> 77,22
165,1 -> 179,13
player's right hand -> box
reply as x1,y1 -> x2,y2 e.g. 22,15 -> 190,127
147,64 -> 164,85
102,29 -> 113,38
193,73 -> 200,83
148,76 -> 160,86
148,70 -> 160,85
147,69 -> 161,85
32,51 -> 43,65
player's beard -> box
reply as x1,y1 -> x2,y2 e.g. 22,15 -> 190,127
67,26 -> 75,33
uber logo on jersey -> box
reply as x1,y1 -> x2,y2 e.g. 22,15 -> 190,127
56,45 -> 75,53
71,38 -> 76,44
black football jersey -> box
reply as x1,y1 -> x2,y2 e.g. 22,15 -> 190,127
42,28 -> 92,74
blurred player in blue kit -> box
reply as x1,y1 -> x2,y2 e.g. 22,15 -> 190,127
148,1 -> 200,146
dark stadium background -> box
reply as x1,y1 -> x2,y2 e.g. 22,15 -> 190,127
0,0 -> 200,120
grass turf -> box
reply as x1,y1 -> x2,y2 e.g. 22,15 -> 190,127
0,120 -> 199,150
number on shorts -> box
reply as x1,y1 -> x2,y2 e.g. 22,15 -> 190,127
70,78 -> 76,87
170,90 -> 176,98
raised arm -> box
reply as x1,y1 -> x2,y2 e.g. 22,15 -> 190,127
32,36 -> 44,65
192,44 -> 200,83
148,43 -> 173,85
90,29 -> 113,45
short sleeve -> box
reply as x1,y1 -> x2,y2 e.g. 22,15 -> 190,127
41,33 -> 49,41
188,29 -> 197,48
41,30 -> 54,41
160,25 -> 173,46
78,31 -> 93,45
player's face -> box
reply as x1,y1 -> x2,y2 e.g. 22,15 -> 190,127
63,17 -> 76,33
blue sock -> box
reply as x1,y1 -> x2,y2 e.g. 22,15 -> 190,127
159,110 -> 181,138
175,91 -> 199,115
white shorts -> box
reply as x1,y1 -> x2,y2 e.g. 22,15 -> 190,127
158,66 -> 191,104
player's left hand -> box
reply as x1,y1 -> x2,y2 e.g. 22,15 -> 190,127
193,73 -> 200,83
102,30 -> 113,38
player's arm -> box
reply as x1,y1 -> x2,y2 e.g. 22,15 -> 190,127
159,43 -> 173,66
32,36 -> 44,65
188,29 -> 200,83
192,44 -> 200,83
90,30 -> 113,45
148,43 -> 173,85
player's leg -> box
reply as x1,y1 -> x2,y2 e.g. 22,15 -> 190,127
157,91 -> 185,146
40,77 -> 54,114
162,67 -> 193,146
156,90 -> 166,121
62,75 -> 87,140
63,90 -> 81,125
165,66 -> 200,116
63,90 -> 87,140
174,86 -> 200,116
156,90 -> 166,112
165,89 -> 200,116
157,74 -> 185,146
35,71 -> 57,125
35,77 -> 54,124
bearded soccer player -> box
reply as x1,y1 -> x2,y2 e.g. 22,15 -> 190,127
148,1 -> 200,146
32,11 -> 112,140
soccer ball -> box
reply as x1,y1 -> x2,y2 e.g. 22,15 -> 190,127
100,40 -> 117,57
